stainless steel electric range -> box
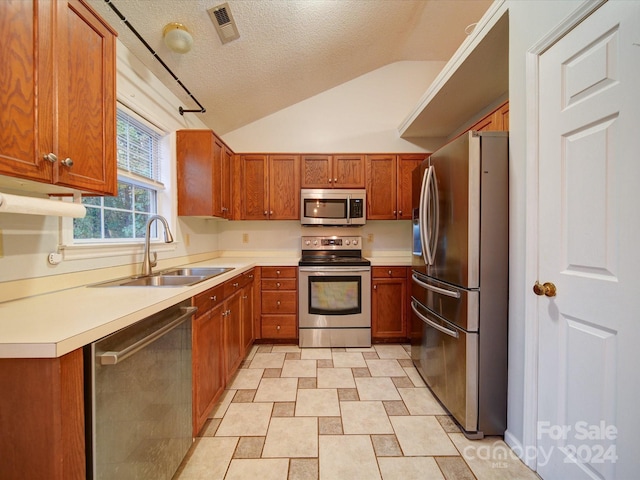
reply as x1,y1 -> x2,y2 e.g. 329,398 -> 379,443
298,235 -> 371,348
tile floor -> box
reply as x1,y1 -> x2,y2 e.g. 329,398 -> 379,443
174,344 -> 539,480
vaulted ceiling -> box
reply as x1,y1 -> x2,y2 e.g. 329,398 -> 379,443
86,0 -> 493,135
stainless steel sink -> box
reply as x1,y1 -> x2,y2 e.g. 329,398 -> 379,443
159,267 -> 234,277
90,267 -> 234,287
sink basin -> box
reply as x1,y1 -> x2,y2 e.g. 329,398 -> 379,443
159,267 -> 234,277
90,267 -> 234,287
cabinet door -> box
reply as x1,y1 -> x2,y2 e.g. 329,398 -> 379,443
366,154 -> 397,219
333,154 -> 365,188
241,281 -> 254,353
221,145 -> 233,218
224,291 -> 243,382
192,304 -> 224,435
269,154 -> 300,220
0,1 -> 54,183
372,270 -> 407,339
55,0 -> 116,194
397,154 -> 425,220
301,154 -> 332,188
177,130 -> 215,216
240,154 -> 268,220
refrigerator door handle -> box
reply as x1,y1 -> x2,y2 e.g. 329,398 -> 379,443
418,167 -> 430,265
411,300 -> 459,338
411,273 -> 461,298
426,166 -> 439,265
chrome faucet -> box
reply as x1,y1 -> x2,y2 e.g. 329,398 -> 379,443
141,215 -> 174,276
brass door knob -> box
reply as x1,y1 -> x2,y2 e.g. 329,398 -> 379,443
533,281 -> 556,297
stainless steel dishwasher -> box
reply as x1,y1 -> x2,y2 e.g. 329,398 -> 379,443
84,300 -> 196,479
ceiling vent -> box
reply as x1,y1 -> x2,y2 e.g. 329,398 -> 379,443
207,3 -> 240,44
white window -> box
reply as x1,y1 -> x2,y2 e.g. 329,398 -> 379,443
72,108 -> 167,243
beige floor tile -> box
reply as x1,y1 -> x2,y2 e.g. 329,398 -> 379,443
374,344 -> 411,359
337,388 -> 359,401
254,377 -> 298,402
403,366 -> 427,386
435,456 -> 476,480
366,359 -> 407,377
316,367 -> 355,388
300,348 -> 332,360
319,435 -> 381,480
286,352 -> 302,360
216,403 -> 273,437
371,434 -> 403,456
378,456 -> 445,480
352,367 -> 371,377
398,387 -> 446,415
289,458 -> 319,480
263,417 -> 318,458
398,358 -> 414,367
228,368 -> 264,389
199,417 -> 222,437
317,359 -> 334,368
362,351 -> 380,359
210,389 -> 235,419
331,352 -> 366,367
298,377 -> 317,389
233,436 -> 265,458
295,388 -> 340,417
257,345 -> 273,353
225,458 -> 289,480
272,402 -> 296,417
232,389 -> 256,403
436,415 -> 461,433
391,376 -> 414,388
250,352 -> 286,368
281,359 -> 317,377
263,368 -> 282,377
345,347 -> 376,352
390,416 -> 458,456
340,400 -> 394,434
175,437 -> 238,479
355,377 -> 402,401
383,400 -> 410,416
271,345 -> 301,352
331,347 -> 347,352
449,433 -> 539,480
318,417 -> 343,435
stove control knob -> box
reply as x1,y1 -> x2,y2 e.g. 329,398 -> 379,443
305,240 -> 311,246
345,240 -> 351,245
353,239 -> 359,246
313,240 -> 318,246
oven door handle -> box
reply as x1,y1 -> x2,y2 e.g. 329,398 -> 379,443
411,300 -> 459,338
99,306 -> 197,365
411,273 -> 460,298
299,267 -> 371,273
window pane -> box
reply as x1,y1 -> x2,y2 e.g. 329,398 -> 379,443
73,207 -> 102,239
104,182 -> 133,210
116,110 -> 160,181
135,212 -> 154,239
134,186 -> 155,213
104,210 -> 133,239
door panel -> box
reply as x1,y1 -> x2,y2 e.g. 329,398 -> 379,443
537,2 -> 640,478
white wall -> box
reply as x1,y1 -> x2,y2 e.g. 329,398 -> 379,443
504,0 -> 585,463
223,61 -> 446,153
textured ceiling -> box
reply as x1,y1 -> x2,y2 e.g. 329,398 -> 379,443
86,0 -> 493,135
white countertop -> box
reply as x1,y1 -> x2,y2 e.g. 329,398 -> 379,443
0,254 -> 411,359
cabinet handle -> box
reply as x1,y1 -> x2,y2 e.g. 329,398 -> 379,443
60,157 -> 74,167
388,270 -> 392,276
374,285 -> 377,290
242,295 -> 248,299
328,178 -> 332,183
398,210 -> 403,216
276,282 -> 281,288
276,300 -> 281,307
276,325 -> 281,331
270,210 -> 274,215
211,295 -> 217,301
43,153 -> 57,163
264,210 -> 268,216
393,210 -> 397,216
334,178 -> 337,183
233,282 -> 239,287
276,270 -> 281,275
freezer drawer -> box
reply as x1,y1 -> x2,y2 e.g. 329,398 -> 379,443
411,271 -> 479,331
410,298 -> 479,433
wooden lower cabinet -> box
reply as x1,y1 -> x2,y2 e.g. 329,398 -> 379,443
260,267 -> 298,341
0,349 -> 86,480
372,267 -> 409,341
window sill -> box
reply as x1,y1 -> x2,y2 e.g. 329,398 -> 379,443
59,241 -> 178,261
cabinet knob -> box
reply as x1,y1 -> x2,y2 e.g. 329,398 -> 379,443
43,153 -> 58,163
60,157 -> 74,167
264,210 -> 268,216
270,210 -> 274,215
211,295 -> 217,301
276,282 -> 281,288
233,282 -> 239,287
276,325 -> 281,331
388,270 -> 392,276
334,178 -> 337,183
393,210 -> 397,216
276,270 -> 281,275
276,300 -> 281,307
328,178 -> 332,183
374,285 -> 377,290
398,210 -> 403,216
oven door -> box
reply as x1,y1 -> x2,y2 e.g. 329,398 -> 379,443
298,266 -> 371,328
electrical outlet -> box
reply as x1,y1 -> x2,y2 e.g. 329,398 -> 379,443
367,233 -> 374,243
242,233 -> 249,244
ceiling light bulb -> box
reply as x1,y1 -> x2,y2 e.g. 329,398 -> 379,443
163,23 -> 193,53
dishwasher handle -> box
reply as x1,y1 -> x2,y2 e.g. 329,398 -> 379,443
99,306 -> 197,366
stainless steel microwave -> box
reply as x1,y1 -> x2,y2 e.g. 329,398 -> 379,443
300,189 -> 366,226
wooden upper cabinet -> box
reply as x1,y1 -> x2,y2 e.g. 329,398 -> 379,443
0,0 -> 117,195
177,129 -> 233,218
470,100 -> 509,132
301,154 -> 364,188
238,154 -> 299,220
366,154 -> 426,220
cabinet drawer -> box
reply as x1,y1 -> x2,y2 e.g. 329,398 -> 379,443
261,316 -> 297,339
372,267 -> 407,279
261,279 -> 297,291
224,275 -> 244,298
261,291 -> 297,314
194,285 -> 224,313
261,266 -> 297,279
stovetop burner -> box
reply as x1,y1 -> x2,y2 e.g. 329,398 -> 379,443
298,236 -> 370,267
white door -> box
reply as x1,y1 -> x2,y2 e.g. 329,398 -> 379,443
536,1 -> 640,479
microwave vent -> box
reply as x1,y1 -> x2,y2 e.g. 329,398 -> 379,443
208,3 -> 240,44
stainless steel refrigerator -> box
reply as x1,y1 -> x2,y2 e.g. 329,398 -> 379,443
410,131 -> 508,438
